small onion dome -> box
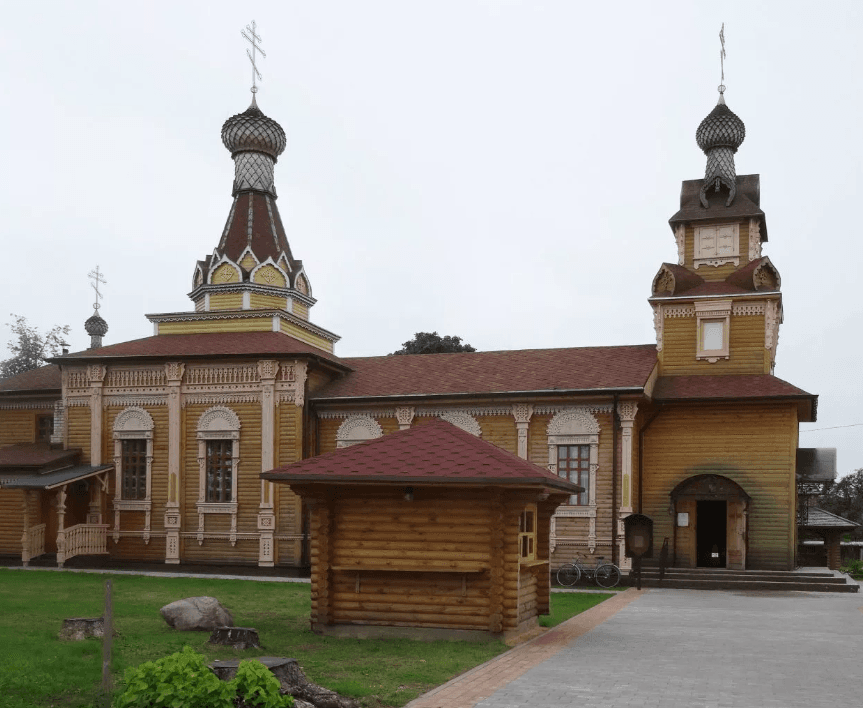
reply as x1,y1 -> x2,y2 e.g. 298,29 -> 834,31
695,100 -> 746,154
84,311 -> 109,337
221,97 -> 287,161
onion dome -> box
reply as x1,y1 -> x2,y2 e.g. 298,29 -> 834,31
85,310 -> 108,349
696,93 -> 746,208
221,96 -> 286,161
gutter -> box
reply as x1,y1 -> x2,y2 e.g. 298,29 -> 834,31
311,386 -> 646,406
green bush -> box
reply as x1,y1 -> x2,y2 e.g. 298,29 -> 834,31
840,558 -> 863,577
114,646 -> 293,708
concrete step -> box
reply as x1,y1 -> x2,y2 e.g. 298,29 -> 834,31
635,576 -> 859,592
638,569 -> 848,584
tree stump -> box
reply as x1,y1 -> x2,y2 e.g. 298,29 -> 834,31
59,617 -> 115,641
210,657 -> 359,708
209,626 -> 261,650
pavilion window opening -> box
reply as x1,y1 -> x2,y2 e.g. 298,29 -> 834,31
558,444 -> 590,505
519,504 -> 537,562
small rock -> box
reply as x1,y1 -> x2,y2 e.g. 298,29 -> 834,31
160,596 -> 233,631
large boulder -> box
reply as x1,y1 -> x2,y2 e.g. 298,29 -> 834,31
160,596 -> 234,631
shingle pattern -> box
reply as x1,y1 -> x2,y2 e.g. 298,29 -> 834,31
669,175 -> 766,235
263,418 -> 582,493
312,344 -> 658,401
802,506 -> 859,530
217,192 -> 298,268
53,332 -> 345,366
0,443 -> 79,468
0,364 -> 61,393
653,374 -> 813,400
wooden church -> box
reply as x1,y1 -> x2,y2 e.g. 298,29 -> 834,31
0,79 -> 818,577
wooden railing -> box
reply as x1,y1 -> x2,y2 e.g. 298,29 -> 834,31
21,523 -> 46,566
57,524 -> 109,567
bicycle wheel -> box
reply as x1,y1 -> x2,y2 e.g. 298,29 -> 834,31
594,564 -> 621,588
556,564 -> 581,587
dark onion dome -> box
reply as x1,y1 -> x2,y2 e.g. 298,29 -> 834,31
84,311 -> 109,337
695,98 -> 746,154
221,96 -> 287,161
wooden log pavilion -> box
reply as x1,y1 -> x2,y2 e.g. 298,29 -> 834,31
262,418 -> 583,640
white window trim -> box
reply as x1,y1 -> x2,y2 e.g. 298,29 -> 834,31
546,408 -> 600,516
336,415 -> 383,448
695,299 -> 732,362
196,406 -> 241,546
694,223 -> 739,269
112,406 -> 154,544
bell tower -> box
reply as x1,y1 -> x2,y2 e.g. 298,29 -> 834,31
649,85 -> 781,376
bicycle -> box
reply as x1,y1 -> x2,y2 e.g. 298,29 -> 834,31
556,554 -> 621,588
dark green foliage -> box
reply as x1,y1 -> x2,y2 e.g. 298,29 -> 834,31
391,331 -> 476,355
819,468 -> 863,539
114,647 -> 293,708
0,314 -> 70,379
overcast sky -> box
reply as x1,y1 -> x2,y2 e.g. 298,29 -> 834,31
1,1 -> 861,477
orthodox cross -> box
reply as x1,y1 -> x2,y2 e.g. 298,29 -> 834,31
88,265 -> 107,311
241,20 -> 265,94
718,23 -> 726,94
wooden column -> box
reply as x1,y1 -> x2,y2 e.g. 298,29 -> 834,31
56,487 -> 68,568
488,490 -> 505,634
163,362 -> 184,564
512,404 -> 533,459
616,401 -> 638,572
20,491 -> 31,566
258,360 -> 278,567
87,365 -> 106,464
309,495 -> 333,628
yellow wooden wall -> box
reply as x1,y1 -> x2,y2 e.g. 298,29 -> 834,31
0,408 -> 53,446
159,317 -> 272,335
250,293 -> 286,310
660,314 -> 767,376
0,489 -> 34,555
208,293 -> 243,310
277,404 -> 303,564
67,407 -> 91,462
642,403 -> 798,570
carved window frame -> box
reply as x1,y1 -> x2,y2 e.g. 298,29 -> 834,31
694,223 -> 739,269
195,407 -> 241,546
695,299 -> 731,362
546,408 -> 600,518
112,407 -> 154,544
518,504 -> 537,563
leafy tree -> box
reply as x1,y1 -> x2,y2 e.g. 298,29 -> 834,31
0,315 -> 70,380
819,468 -> 863,539
391,331 -> 476,355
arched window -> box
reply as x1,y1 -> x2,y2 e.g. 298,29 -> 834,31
336,415 -> 383,448
195,406 -> 241,546
112,406 -> 155,543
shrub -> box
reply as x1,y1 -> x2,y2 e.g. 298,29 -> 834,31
840,558 -> 863,578
114,646 -> 293,708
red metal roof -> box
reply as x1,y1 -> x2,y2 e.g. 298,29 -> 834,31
313,344 -> 658,401
263,418 -> 583,492
0,365 -> 61,393
52,332 -> 346,367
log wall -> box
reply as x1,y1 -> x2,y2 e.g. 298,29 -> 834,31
661,313 -> 768,376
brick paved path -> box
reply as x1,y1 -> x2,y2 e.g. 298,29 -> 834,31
410,586 -> 863,708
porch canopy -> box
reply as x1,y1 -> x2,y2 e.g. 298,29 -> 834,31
0,443 -> 112,490
800,506 -> 859,570
262,418 -> 583,639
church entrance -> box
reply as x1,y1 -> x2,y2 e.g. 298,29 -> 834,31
670,474 -> 750,570
696,500 -> 726,567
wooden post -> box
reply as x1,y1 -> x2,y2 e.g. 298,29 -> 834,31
102,579 -> 113,700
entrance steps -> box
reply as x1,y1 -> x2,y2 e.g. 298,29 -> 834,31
632,565 -> 859,593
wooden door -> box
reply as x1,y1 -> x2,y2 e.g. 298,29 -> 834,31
675,499 -> 697,568
726,498 -> 747,570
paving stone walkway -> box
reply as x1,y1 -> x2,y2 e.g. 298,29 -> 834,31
409,584 -> 863,708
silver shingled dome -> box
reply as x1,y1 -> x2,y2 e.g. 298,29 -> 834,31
221,97 -> 287,161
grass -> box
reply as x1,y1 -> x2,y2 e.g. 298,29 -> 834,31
0,569 -> 612,708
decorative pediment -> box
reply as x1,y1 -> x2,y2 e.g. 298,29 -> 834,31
652,265 -> 675,296
209,259 -> 241,285
753,258 -> 780,291
252,258 -> 288,288
197,406 -> 241,439
113,406 -> 154,438
336,415 -> 383,447
439,411 -> 481,437
547,408 -> 600,436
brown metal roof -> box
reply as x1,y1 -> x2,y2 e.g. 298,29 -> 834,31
312,344 -> 658,402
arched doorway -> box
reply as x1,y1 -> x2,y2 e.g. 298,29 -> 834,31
670,474 -> 750,570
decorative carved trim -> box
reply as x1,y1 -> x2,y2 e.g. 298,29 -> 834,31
164,362 -> 185,383
65,397 -> 91,407
276,391 -> 296,405
257,359 -> 279,380
395,406 -> 415,429
439,411 -> 481,437
547,408 -> 601,436
765,300 -> 781,351
184,393 -> 260,408
105,396 -> 167,407
113,406 -> 155,434
675,224 -> 685,266
653,305 -> 663,352
534,404 -> 613,415
317,409 -> 396,420
664,305 -> 695,318
547,408 -> 600,511
87,364 -> 107,383
105,368 -> 166,388
748,218 -> 763,261
753,259 -> 781,290
186,364 -> 259,386
511,403 -> 534,425
197,406 -> 242,436
652,266 -> 675,296
417,406 -> 510,417
0,402 -> 57,410
336,415 -> 383,448
617,401 -> 638,422
732,302 -> 766,316
67,370 -> 89,389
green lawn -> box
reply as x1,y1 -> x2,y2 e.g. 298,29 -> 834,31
0,569 -> 610,708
